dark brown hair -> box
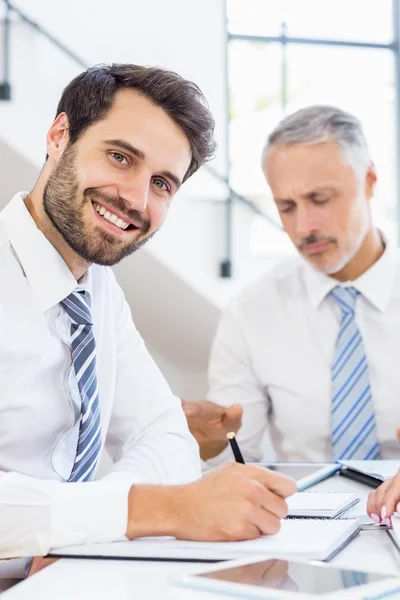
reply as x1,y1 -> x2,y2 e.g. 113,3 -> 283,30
55,63 -> 216,181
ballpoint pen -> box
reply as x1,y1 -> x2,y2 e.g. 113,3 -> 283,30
227,432 -> 245,464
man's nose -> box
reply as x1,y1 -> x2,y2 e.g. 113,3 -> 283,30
295,206 -> 318,240
120,175 -> 150,213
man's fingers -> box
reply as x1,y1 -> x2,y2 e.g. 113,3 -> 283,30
182,400 -> 242,436
182,399 -> 226,420
238,464 -> 297,499
181,401 -> 199,418
259,487 -> 289,520
252,506 -> 282,536
224,404 -> 243,430
262,468 -> 297,499
244,478 -> 289,520
226,404 -> 243,419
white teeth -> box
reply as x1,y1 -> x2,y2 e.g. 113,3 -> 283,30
94,203 -> 130,230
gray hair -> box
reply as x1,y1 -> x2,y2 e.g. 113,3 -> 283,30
262,105 -> 372,181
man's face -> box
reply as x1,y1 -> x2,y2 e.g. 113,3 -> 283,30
264,140 -> 376,276
43,90 -> 192,266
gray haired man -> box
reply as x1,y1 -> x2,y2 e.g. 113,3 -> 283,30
184,105 -> 400,465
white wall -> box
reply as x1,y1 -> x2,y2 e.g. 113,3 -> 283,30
2,0 -> 279,294
2,0 -> 274,295
0,0 -> 230,396
0,0 -> 279,397
112,248 -> 221,392
8,0 -> 228,167
0,139 -> 38,206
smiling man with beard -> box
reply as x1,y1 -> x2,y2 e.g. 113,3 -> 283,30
41,143 -> 153,267
0,64 -> 296,576
184,105 -> 400,468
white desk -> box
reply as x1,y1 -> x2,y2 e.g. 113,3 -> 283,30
4,473 -> 400,599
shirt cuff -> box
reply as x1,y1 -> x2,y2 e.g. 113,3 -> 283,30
49,481 -> 131,550
0,557 -> 32,579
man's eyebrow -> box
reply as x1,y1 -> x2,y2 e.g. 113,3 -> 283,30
103,138 -> 145,160
275,198 -> 295,204
275,186 -> 337,202
103,138 -> 182,190
159,170 -> 182,190
303,186 -> 336,199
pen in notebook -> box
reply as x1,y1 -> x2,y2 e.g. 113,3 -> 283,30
227,432 -> 245,464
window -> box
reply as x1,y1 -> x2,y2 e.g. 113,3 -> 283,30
228,0 -> 392,43
227,0 -> 397,254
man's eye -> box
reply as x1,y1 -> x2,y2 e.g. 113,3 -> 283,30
152,178 -> 169,191
110,152 -> 127,164
280,205 -> 295,214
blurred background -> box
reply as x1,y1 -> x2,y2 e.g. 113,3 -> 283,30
0,0 -> 398,399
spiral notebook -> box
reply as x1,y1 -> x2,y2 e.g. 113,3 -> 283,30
287,492 -> 360,518
51,518 -> 360,563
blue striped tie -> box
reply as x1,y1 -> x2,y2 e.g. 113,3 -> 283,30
61,290 -> 102,482
330,286 -> 380,461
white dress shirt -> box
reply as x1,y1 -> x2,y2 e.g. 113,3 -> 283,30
0,193 -> 201,559
206,239 -> 400,466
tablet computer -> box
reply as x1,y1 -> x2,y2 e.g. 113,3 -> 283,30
176,557 -> 400,599
254,462 -> 340,491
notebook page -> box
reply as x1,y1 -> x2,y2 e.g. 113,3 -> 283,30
390,515 -> 400,546
53,518 -> 359,562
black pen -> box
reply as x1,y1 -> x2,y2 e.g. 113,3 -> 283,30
227,432 -> 245,464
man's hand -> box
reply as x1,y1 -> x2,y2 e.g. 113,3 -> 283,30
127,463 -> 297,542
182,399 -> 243,460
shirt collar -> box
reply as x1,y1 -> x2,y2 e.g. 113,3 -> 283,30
302,234 -> 398,313
0,192 -> 91,313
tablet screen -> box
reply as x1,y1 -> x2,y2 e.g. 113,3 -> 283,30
197,559 -> 391,595
265,465 -> 327,481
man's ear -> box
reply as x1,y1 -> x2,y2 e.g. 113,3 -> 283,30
46,113 -> 70,161
365,162 -> 377,200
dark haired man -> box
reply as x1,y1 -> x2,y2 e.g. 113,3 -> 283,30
0,63 -> 295,571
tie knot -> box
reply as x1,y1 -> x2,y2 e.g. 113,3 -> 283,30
61,290 -> 92,325
330,286 -> 359,314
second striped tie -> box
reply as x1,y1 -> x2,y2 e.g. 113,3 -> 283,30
330,286 -> 380,461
